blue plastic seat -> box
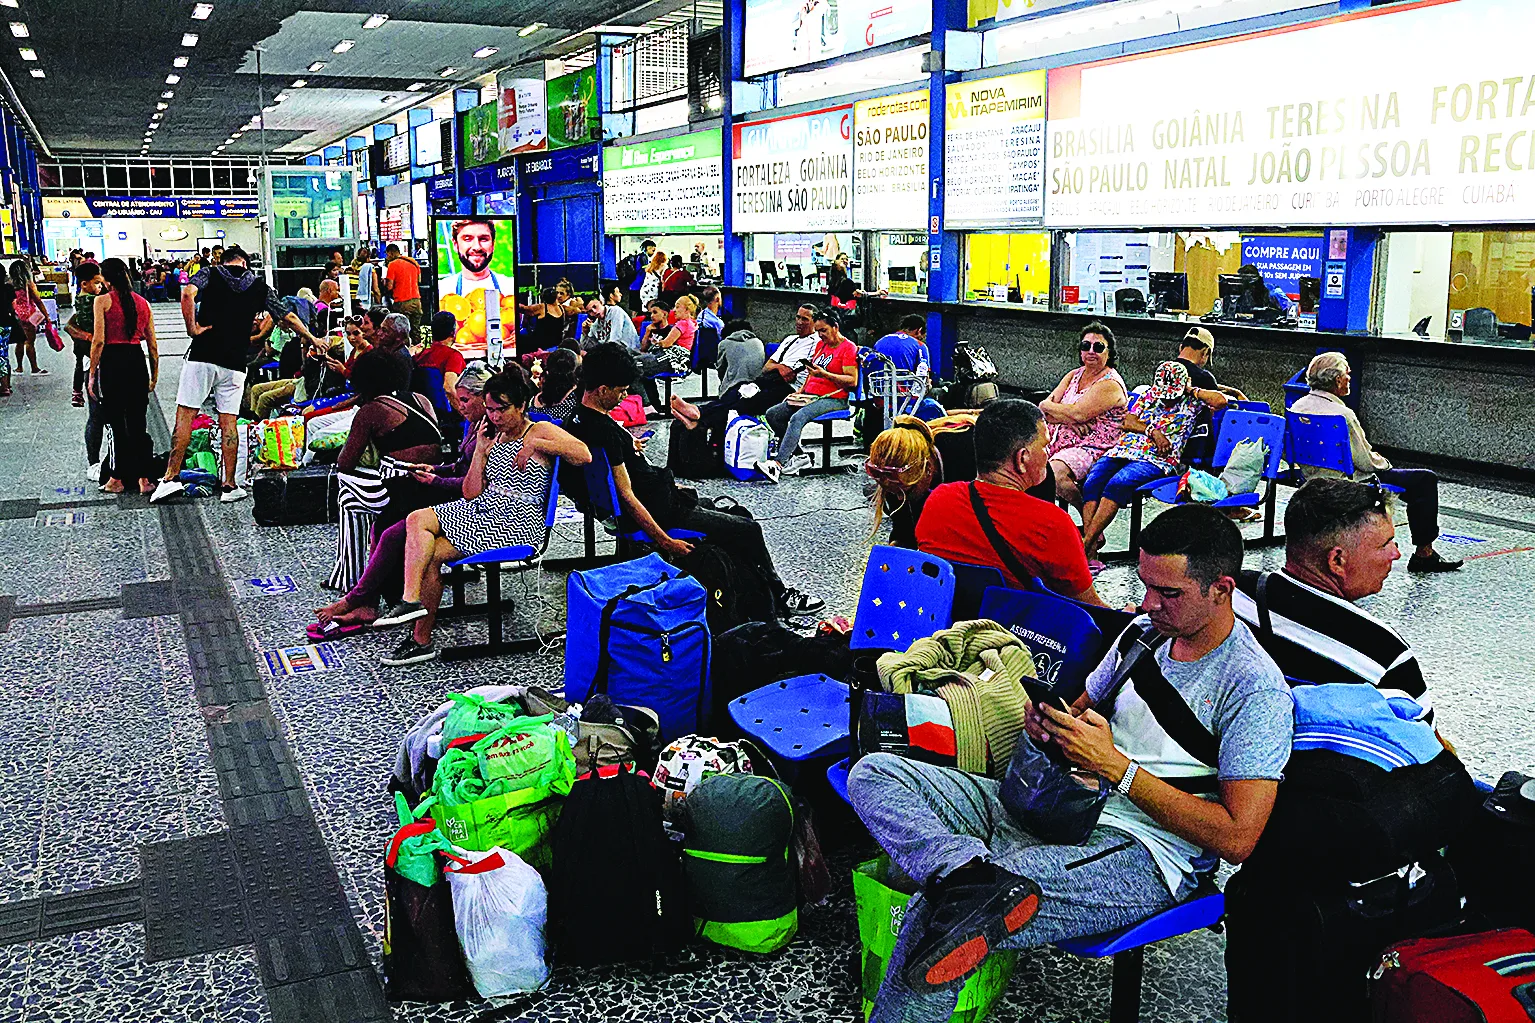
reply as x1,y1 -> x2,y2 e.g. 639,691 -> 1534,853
949,561 -> 1007,623
852,545 -> 955,652
438,458 -> 563,661
977,586 -> 1103,696
728,673 -> 851,762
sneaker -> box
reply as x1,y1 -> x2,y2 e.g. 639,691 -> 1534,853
381,636 -> 437,666
85,463 -> 102,482
71,391 -> 85,407
374,600 -> 428,628
150,479 -> 185,504
219,485 -> 248,504
777,588 -> 826,618
1408,550 -> 1464,573
904,862 -> 1042,990
755,459 -> 782,484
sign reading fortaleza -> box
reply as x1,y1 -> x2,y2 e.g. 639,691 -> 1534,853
1045,0 -> 1535,228
603,130 -> 724,235
733,106 -> 854,233
944,71 -> 1047,229
853,91 -> 930,230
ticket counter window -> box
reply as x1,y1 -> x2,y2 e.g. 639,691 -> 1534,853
963,232 -> 1049,308
872,233 -> 928,297
744,232 -> 863,292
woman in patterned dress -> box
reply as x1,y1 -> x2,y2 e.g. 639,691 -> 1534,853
379,364 -> 591,666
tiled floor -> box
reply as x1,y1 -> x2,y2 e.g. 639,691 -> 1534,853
0,304 -> 1532,1021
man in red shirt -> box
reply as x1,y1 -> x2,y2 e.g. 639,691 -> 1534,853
916,399 -> 1106,605
758,307 -> 859,481
383,243 -> 423,332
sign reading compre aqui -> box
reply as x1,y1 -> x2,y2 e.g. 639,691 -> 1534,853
944,70 -> 1047,229
732,105 -> 854,233
853,91 -> 930,231
603,130 -> 724,235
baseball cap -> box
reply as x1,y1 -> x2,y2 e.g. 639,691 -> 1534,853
1148,360 -> 1192,401
1182,326 -> 1215,352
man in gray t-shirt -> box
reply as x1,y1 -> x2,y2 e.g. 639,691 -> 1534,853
848,505 -> 1293,1022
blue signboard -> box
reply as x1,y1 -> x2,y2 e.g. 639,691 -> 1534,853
518,142 -> 600,186
459,159 -> 516,197
1239,235 -> 1325,301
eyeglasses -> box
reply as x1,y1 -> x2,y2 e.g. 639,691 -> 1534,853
1079,340 -> 1107,354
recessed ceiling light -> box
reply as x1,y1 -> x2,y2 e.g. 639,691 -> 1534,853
192,3 -> 214,19
8,22 -> 27,37
27,68 -> 42,77
173,55 -> 189,67
181,32 -> 199,46
518,22 -> 545,37
156,102 -> 168,110
291,79 -> 306,88
437,66 -> 457,77
332,39 -> 355,53
17,46 -> 32,59
473,46 -> 498,59
307,60 -> 326,72
166,73 -> 180,83
406,82 -> 427,91
362,13 -> 388,29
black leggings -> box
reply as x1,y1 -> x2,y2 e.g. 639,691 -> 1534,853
98,345 -> 151,484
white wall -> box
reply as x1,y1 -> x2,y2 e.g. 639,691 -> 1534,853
1379,231 -> 1451,339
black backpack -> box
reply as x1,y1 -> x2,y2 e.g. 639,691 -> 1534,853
545,768 -> 691,965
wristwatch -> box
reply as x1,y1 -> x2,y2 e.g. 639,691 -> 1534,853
1117,760 -> 1140,796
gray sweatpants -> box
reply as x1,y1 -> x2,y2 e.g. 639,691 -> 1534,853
848,753 -> 1194,1023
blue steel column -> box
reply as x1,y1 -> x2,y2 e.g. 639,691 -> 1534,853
924,0 -> 966,376
721,0 -> 746,290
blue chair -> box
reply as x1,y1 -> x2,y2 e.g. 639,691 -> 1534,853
582,448 -> 704,558
949,561 -> 1006,623
728,672 -> 851,762
853,545 -> 956,652
977,586 -> 1104,695
437,458 -> 563,661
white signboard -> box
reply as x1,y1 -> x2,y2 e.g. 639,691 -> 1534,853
744,0 -> 931,77
945,70 -> 1047,229
732,106 -> 854,233
853,91 -> 930,230
1046,0 -> 1535,228
603,130 -> 724,235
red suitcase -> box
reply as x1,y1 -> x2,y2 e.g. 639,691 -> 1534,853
1373,928 -> 1535,1023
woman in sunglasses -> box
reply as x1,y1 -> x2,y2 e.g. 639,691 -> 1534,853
1039,321 -> 1129,511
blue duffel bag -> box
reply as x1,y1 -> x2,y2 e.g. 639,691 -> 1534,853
564,553 -> 711,743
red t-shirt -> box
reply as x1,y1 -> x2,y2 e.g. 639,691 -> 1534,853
415,343 -> 466,375
802,337 -> 858,398
385,257 -> 421,301
915,480 -> 1094,597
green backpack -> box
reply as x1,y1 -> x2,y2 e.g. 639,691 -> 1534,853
682,773 -> 798,953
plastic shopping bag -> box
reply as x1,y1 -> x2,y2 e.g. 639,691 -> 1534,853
1219,438 -> 1269,496
445,847 -> 550,999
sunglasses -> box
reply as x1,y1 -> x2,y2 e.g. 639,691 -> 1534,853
1079,340 -> 1108,354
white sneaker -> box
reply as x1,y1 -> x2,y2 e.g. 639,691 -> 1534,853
219,485 -> 248,503
150,479 -> 185,504
85,463 -> 101,481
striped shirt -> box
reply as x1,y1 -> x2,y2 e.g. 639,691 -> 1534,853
1233,569 -> 1430,719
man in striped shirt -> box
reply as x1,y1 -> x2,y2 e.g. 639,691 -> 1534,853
1233,477 -> 1430,717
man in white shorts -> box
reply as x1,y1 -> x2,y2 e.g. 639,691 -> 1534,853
152,246 -> 319,504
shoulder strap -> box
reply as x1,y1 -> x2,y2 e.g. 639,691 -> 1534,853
1254,572 -> 1274,640
968,482 -> 1035,586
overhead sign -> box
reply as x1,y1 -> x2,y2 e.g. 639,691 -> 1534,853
603,130 -> 724,236
42,196 -> 257,219
547,68 -> 599,151
732,105 -> 854,233
853,91 -> 930,230
1045,0 -> 1535,228
497,72 -> 547,154
944,70 -> 1047,229
744,0 -> 931,77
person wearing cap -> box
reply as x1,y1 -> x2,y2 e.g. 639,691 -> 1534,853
1288,352 -> 1461,573
1079,360 -> 1227,559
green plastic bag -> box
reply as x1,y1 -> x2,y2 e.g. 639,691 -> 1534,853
853,856 -> 1017,1023
386,792 -> 453,887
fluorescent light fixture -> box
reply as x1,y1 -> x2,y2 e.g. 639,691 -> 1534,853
332,38 -> 355,53
27,68 -> 42,77
166,73 -> 181,83
156,102 -> 169,110
181,32 -> 199,46
518,22 -> 545,36
192,3 -> 214,19
307,60 -> 327,72
362,13 -> 388,29
437,66 -> 457,77
8,21 -> 26,37
406,82 -> 428,91
473,46 -> 498,58
17,46 -> 33,59
291,79 -> 307,88
173,55 -> 189,67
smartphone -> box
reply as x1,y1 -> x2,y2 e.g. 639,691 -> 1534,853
1020,677 -> 1071,715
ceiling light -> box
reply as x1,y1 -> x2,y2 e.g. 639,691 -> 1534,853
181,32 -> 199,46
27,68 -> 41,78
192,3 -> 214,19
518,22 -> 545,37
362,13 -> 388,29
307,60 -> 326,72
156,102 -> 168,110
473,46 -> 498,58
406,82 -> 427,91
8,22 -> 26,37
166,73 -> 181,83
332,39 -> 355,53
162,90 -> 174,98
437,66 -> 458,77
291,79 -> 306,88
173,55 -> 189,67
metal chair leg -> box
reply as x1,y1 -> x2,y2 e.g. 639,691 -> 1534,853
1109,947 -> 1145,1023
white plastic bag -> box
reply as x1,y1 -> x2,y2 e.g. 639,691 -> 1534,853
445,846 -> 549,998
724,413 -> 773,482
1220,438 -> 1269,496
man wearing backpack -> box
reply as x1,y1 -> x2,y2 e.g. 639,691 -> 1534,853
848,505 -> 1293,1020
